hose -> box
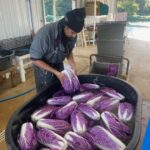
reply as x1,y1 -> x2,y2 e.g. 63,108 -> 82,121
0,87 -> 35,103
0,54 -> 89,103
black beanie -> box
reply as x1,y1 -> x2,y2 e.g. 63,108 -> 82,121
65,8 -> 86,33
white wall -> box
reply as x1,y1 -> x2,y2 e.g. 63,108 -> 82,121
31,0 -> 44,33
0,0 -> 44,40
0,0 -> 117,40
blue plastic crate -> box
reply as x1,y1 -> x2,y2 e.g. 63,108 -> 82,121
142,118 -> 150,150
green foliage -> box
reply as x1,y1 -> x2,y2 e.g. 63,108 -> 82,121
44,0 -> 53,22
56,0 -> 72,16
44,0 -> 72,23
135,0 -> 145,15
117,0 -> 150,21
128,15 -> 150,22
117,0 -> 139,15
143,2 -> 150,15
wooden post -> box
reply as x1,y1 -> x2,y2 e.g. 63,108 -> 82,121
93,0 -> 96,45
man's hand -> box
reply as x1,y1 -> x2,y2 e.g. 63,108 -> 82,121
55,71 -> 66,86
32,60 -> 67,85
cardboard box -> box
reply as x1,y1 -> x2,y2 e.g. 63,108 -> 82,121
85,2 -> 100,16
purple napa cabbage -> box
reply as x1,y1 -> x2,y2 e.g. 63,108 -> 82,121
37,128 -> 68,150
94,97 -> 120,112
67,68 -> 80,92
86,94 -> 103,107
53,89 -> 66,97
107,63 -> 119,76
82,132 -> 95,148
87,119 -> 97,128
80,83 -> 100,91
79,103 -> 100,120
72,92 -> 93,103
101,111 -> 131,141
67,147 -> 74,150
101,87 -> 124,100
61,70 -> 73,94
71,110 -> 87,134
64,131 -> 93,150
18,122 -> 37,150
41,148 -> 66,150
55,101 -> 78,119
118,102 -> 134,122
89,125 -> 126,150
47,96 -> 71,105
61,68 -> 80,94
37,119 -> 71,135
31,105 -> 56,122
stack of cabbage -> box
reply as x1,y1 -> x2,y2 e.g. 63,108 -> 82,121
18,69 -> 134,150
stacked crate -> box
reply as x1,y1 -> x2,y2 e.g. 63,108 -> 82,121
0,35 -> 32,51
96,21 -> 126,63
85,1 -> 100,16
0,35 -> 33,82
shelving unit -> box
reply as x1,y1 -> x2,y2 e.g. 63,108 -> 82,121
85,0 -> 109,45
16,54 -> 32,82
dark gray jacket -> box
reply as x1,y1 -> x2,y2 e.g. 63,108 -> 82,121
30,19 -> 76,65
29,19 -> 76,93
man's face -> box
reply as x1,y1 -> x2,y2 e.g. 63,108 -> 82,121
64,26 -> 77,38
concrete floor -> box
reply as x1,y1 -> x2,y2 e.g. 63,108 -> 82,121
0,38 -> 150,149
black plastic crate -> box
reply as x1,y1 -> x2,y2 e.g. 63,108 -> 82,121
14,45 -> 30,56
0,49 -> 14,71
0,35 -> 32,50
97,21 -> 126,40
89,61 -> 121,77
96,55 -> 124,63
5,75 -> 142,150
97,39 -> 125,59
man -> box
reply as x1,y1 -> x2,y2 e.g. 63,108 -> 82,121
30,8 -> 86,93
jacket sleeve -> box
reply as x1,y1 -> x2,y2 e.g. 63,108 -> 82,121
30,30 -> 49,60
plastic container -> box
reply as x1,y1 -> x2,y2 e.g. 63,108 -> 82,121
97,39 -> 125,59
89,54 -> 130,78
14,45 -> 30,56
97,21 -> 126,40
89,61 -> 121,77
0,35 -> 32,50
5,74 -> 142,150
0,49 -> 14,71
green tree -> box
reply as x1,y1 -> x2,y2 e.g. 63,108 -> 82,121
44,0 -> 72,22
44,0 -> 53,22
117,0 -> 139,15
135,0 -> 146,15
45,0 -> 53,16
144,2 -> 150,15
56,0 -> 72,17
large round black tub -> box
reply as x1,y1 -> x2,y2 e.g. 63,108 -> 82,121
5,74 -> 142,150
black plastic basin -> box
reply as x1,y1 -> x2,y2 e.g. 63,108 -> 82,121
0,50 -> 14,71
5,74 -> 142,150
